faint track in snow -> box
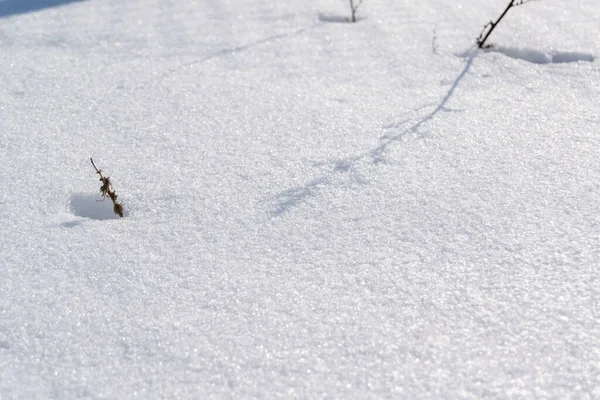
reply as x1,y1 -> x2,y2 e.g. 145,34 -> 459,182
271,47 -> 478,215
130,22 -> 323,93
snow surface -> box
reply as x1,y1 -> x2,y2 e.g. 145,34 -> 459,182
1,0 -> 600,398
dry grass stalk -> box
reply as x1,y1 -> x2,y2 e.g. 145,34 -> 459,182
90,158 -> 124,217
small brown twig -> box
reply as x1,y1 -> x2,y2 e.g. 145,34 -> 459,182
90,158 -> 124,217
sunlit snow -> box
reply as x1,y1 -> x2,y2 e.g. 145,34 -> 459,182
1,0 -> 599,398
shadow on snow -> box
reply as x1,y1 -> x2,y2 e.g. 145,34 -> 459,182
0,0 -> 86,18
131,22 -> 324,93
271,178 -> 329,217
271,47 -> 479,216
317,12 -> 366,24
271,42 -> 595,215
485,45 -> 595,64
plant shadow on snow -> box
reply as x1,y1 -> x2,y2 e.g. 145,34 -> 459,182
61,220 -> 86,228
484,46 -> 595,64
272,43 -> 594,216
0,0 -> 86,18
271,48 -> 478,215
317,13 -> 365,24
131,23 -> 323,93
68,193 -> 121,221
272,178 -> 329,216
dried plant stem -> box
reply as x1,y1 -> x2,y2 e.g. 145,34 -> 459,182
349,0 -> 363,22
476,0 -> 539,48
90,158 -> 124,217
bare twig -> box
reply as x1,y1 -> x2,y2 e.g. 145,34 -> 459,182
90,158 -> 124,217
349,0 -> 363,23
476,0 -> 539,48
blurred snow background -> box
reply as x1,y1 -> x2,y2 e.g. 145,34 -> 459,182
1,0 -> 599,398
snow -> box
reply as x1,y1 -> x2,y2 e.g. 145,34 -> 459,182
1,0 -> 599,398
487,46 -> 595,64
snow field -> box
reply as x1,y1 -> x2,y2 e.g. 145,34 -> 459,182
1,0 -> 599,398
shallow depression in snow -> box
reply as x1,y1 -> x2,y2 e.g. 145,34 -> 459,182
488,46 -> 595,64
69,193 -> 121,220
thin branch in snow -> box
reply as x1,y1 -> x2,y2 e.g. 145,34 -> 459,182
349,0 -> 363,22
476,0 -> 540,48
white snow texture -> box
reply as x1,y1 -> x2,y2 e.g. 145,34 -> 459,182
1,0 -> 599,398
